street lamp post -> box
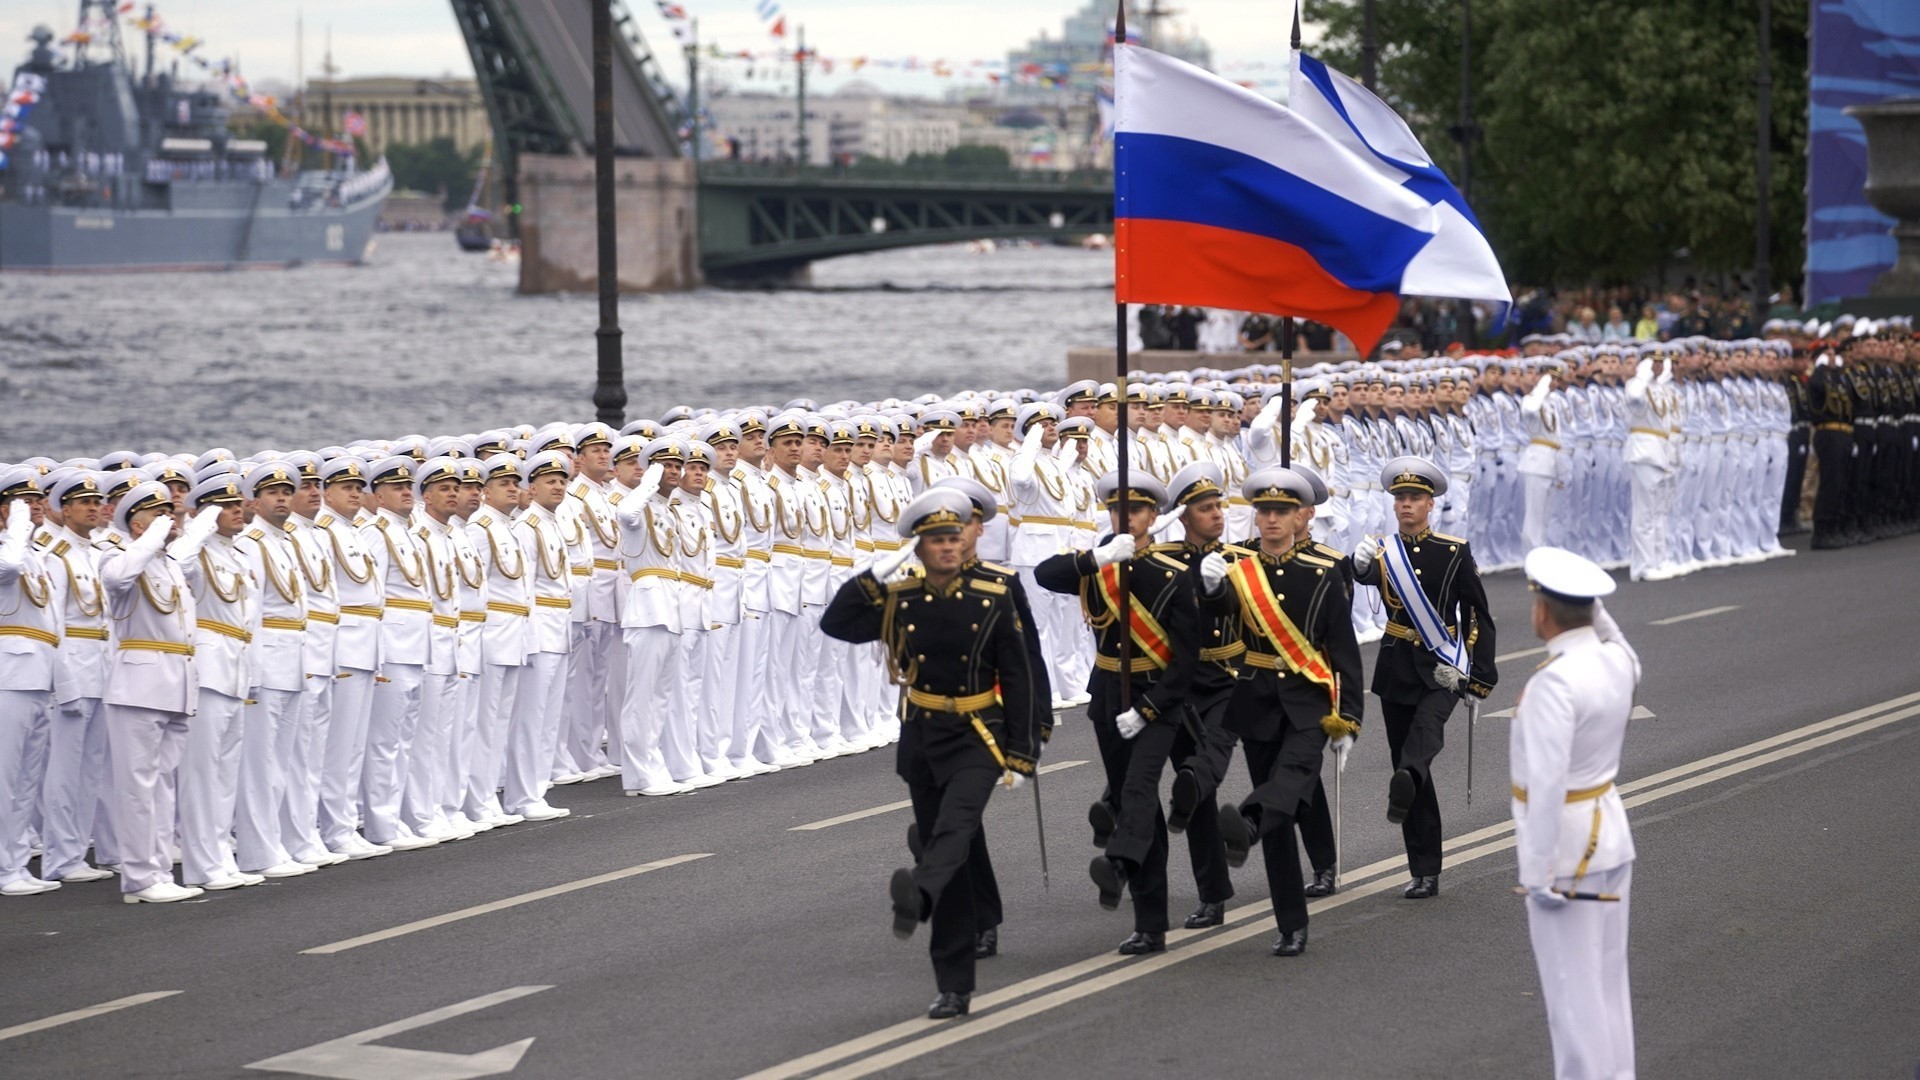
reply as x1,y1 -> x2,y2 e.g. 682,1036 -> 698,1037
1755,0 -> 1772,322
591,0 -> 626,426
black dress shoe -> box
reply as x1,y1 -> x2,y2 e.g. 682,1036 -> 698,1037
1217,805 -> 1254,869
1303,867 -> 1337,898
1117,930 -> 1165,955
906,823 -> 923,861
1403,875 -> 1440,900
1270,928 -> 1308,957
1386,768 -> 1416,825
1183,901 -> 1225,929
1089,856 -> 1128,911
974,927 -> 998,958
927,992 -> 970,1020
890,868 -> 922,938
1167,768 -> 1199,834
1088,799 -> 1116,848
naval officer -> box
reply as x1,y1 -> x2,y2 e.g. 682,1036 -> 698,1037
1512,547 -> 1640,1080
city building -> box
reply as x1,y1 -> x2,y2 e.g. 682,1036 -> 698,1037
1004,0 -> 1212,101
704,84 -> 963,166
300,77 -> 489,157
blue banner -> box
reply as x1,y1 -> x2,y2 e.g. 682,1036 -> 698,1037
1807,2 -> 1920,305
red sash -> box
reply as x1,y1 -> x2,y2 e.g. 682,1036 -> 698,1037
1094,563 -> 1173,670
1227,556 -> 1335,695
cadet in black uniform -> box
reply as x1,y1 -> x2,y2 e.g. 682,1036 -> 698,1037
1781,357 -> 1812,535
1806,345 -> 1856,549
1284,463 -> 1348,898
1151,461 -> 1242,930
1034,471 -> 1198,956
820,487 -> 1043,1020
1348,456 -> 1498,899
1206,467 -> 1364,956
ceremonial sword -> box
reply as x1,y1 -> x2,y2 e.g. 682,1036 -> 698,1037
1511,886 -> 1620,902
1333,673 -> 1343,889
1030,767 -> 1050,890
1465,695 -> 1478,806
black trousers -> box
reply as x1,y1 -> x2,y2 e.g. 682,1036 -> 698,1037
1240,727 -> 1326,934
1092,713 -> 1172,933
1380,691 -> 1454,877
969,827 -> 1004,929
1847,430 -> 1876,533
907,765 -> 1000,994
1782,427 -> 1809,530
1811,429 -> 1852,540
1297,773 -> 1337,874
1876,425 -> 1907,528
1175,697 -> 1237,905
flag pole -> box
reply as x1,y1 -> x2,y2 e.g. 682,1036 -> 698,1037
1113,0 -> 1132,713
1279,3 -> 1304,470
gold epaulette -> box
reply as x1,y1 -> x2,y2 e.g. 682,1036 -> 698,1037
1220,542 -> 1256,559
283,521 -> 299,533
1429,532 -> 1466,546
50,539 -> 71,556
316,514 -> 335,528
32,530 -> 52,547
246,527 -> 266,541
1293,552 -> 1335,569
967,578 -> 1008,596
976,559 -> 1017,577
885,575 -> 923,595
374,517 -> 390,530
1147,552 -> 1190,573
1146,542 -> 1186,556
1310,542 -> 1345,562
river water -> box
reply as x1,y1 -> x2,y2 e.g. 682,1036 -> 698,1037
0,234 -> 1114,459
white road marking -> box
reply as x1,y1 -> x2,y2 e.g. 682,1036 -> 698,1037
0,991 -> 181,1043
788,760 -> 1089,832
1483,707 -> 1515,719
247,985 -> 550,1080
742,690 -> 1920,1080
300,854 -> 711,955
1496,646 -> 1547,663
1630,705 -> 1656,720
1648,604 -> 1741,626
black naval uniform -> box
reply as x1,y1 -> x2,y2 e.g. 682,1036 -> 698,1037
820,562 -> 1042,999
1806,361 -> 1855,548
1349,526 -> 1498,889
1035,539 -> 1199,938
1782,374 -> 1811,533
1147,539 -> 1243,922
1210,538 -> 1364,941
1294,539 -> 1353,890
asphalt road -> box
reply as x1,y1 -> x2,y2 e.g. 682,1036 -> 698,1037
4,532 -> 1918,1080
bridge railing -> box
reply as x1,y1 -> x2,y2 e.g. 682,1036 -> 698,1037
696,160 -> 1114,189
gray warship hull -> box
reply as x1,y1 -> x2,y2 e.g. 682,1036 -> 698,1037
0,176 -> 388,272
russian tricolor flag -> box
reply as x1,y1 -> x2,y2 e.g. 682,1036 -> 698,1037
1114,45 -> 1445,355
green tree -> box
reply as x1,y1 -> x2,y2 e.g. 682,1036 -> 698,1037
382,136 -> 484,211
1309,0 -> 1807,290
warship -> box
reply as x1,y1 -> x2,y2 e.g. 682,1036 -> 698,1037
0,4 -> 390,273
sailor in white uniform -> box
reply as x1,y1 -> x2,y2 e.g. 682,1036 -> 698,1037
1511,547 -> 1640,1080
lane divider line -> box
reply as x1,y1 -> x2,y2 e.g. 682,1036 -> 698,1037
1648,604 -> 1741,626
300,853 -> 712,955
0,992 -> 183,1043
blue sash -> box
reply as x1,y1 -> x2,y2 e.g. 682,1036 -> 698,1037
1382,534 -> 1470,674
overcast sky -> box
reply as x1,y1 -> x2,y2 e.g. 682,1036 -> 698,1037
1,0 -> 1313,96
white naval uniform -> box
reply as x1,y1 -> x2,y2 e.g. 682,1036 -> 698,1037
287,512 -> 339,864
316,509 -> 383,851
562,476 -> 622,778
445,516 -> 489,823
98,521 -> 196,895
793,467 -> 846,755
1511,607 -> 1640,1080
234,523 -> 308,873
36,522 -> 118,880
502,506 -> 571,816
971,441 -> 1014,564
1520,382 -> 1568,555
178,531 -> 256,885
1623,369 -> 1676,580
361,508 -> 431,846
666,488 -> 715,784
401,512 -> 462,840
700,477 -> 747,776
1008,433 -> 1081,702
761,465 -> 810,763
0,511 -> 61,889
731,461 -> 781,768
467,503 -> 530,821
862,461 -> 906,739
616,486 -> 686,793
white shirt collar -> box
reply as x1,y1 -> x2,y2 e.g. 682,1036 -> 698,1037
1545,624 -> 1599,658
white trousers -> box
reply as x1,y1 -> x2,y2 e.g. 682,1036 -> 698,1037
560,621 -> 617,776
469,663 -> 521,819
317,666 -> 376,849
362,662 -> 424,844
104,703 -> 187,895
620,625 -> 682,790
0,687 -> 50,885
1627,463 -> 1670,581
667,628 -> 708,782
282,678 -> 330,863
734,612 -> 778,767
40,696 -> 118,879
1014,566 -> 1072,700
502,651 -> 565,814
769,609 -> 816,754
1522,473 -> 1554,555
1528,862 -> 1635,1080
795,604 -> 836,749
402,672 -> 458,835
178,687 -> 245,884
442,671 -> 479,821
234,686 -> 303,873
701,620 -> 740,772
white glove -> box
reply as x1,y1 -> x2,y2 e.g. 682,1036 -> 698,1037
1251,392 -> 1286,434
1290,396 -> 1318,433
2,500 -> 30,537
1634,358 -> 1653,381
913,430 -> 940,457
1659,357 -> 1673,381
167,505 -> 221,560
1535,373 -> 1554,394
1526,884 -> 1570,910
1330,734 -> 1353,773
1352,535 -> 1380,571
1114,707 -> 1146,740
1198,550 -> 1229,594
640,461 -> 665,497
1434,663 -> 1466,691
871,543 -> 916,583
1001,772 -> 1028,791
1148,510 -> 1182,538
1813,353 -> 1830,369
1092,532 -> 1135,568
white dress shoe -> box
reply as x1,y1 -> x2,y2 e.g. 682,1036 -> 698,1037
635,782 -> 694,796
258,861 -> 315,878
518,803 -> 571,821
298,849 -> 351,867
197,873 -> 265,890
588,764 -> 623,780
123,882 -> 204,904
332,838 -> 389,860
549,771 -> 590,786
416,820 -> 461,842
382,832 -> 441,851
53,865 -> 116,883
487,810 -> 525,827
679,773 -> 727,789
1070,691 -> 1093,706
453,813 -> 494,833
1,876 -> 62,896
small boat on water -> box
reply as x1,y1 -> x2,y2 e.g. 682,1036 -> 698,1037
454,138 -> 496,253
